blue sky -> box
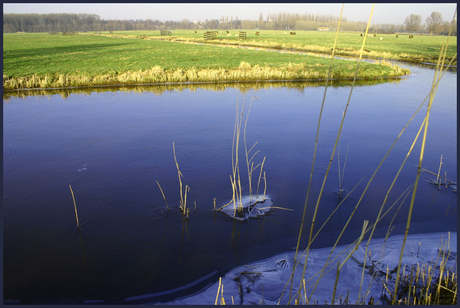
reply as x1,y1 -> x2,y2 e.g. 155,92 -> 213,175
3,3 -> 457,25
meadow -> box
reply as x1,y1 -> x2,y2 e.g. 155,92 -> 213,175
3,30 -> 413,90
101,29 -> 457,64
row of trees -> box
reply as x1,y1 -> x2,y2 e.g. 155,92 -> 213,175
3,12 -> 456,35
404,12 -> 455,35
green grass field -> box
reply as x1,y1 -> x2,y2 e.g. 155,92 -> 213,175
3,29 -> 455,90
108,29 -> 457,63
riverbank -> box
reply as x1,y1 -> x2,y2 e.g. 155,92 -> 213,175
3,32 -> 411,90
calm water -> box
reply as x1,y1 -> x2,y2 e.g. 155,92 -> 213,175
3,63 -> 457,304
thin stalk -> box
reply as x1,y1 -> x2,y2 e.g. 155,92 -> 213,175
278,177 -> 365,303
287,3 -> 345,302
263,171 -> 267,198
337,137 -> 342,191
436,154 -> 443,185
215,277 -> 222,305
156,180 -> 169,210
299,5 -> 375,304
69,184 -> 81,230
172,141 -> 184,209
357,115 -> 427,303
243,92 -> 257,200
392,38 -> 448,305
308,220 -> 369,301
287,183 -> 413,304
256,156 -> 266,195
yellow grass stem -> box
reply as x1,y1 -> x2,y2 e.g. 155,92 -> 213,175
69,184 -> 80,230
288,4 -> 345,302
436,154 -> 443,185
308,220 -> 369,302
215,277 -> 222,305
156,180 -> 169,210
256,156 -> 266,195
172,141 -> 190,216
243,92 -> 256,199
263,171 -> 267,198
391,29 -> 452,304
357,115 -> 427,302
292,4 -> 374,304
279,178 -> 365,304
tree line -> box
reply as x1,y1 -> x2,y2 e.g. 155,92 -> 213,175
3,12 -> 456,35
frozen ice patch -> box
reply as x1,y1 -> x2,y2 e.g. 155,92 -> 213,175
158,232 -> 456,305
217,195 -> 273,221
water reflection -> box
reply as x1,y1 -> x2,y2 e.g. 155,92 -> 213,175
3,78 -> 403,100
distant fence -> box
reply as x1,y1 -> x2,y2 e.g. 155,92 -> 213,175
161,30 -> 172,36
239,31 -> 247,40
204,31 -> 218,40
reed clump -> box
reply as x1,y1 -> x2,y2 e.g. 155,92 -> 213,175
383,237 -> 457,305
3,60 -> 409,90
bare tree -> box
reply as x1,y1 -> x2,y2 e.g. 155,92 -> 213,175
426,11 -> 443,34
404,14 -> 422,33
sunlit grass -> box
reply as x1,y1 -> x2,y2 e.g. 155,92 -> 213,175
3,32 -> 410,89
103,29 -> 457,64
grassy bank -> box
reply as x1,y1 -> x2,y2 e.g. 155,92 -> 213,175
3,32 -> 410,90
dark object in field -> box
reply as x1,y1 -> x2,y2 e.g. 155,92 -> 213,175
396,35 -> 398,38
239,31 -> 247,40
360,33 -> 363,36
373,34 -> 376,37
226,31 -> 229,33
255,32 -> 260,36
409,35 -> 414,39
290,32 -> 296,35
195,31 -> 197,33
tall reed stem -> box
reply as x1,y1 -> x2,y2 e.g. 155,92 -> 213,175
69,184 -> 80,230
287,3 -> 346,303
295,4 -> 374,304
391,13 -> 456,299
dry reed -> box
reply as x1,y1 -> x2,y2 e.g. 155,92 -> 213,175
69,184 -> 81,230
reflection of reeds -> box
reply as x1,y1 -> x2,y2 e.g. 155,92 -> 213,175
2,78 -> 397,101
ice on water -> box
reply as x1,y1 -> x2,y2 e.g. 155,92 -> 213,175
157,232 -> 456,305
218,195 -> 273,221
